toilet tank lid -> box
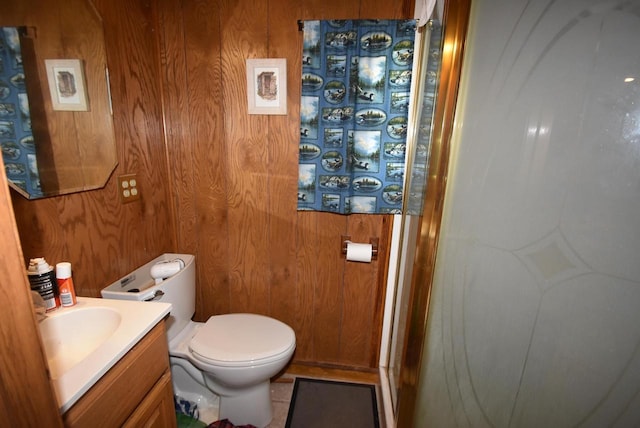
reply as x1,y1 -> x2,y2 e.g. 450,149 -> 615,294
189,313 -> 295,363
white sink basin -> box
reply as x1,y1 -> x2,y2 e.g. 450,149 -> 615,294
40,306 -> 121,379
38,297 -> 171,413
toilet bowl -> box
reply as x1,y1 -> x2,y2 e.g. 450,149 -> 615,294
170,316 -> 295,427
101,254 -> 296,428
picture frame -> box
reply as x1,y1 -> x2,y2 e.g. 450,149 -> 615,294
45,59 -> 89,111
246,58 -> 287,115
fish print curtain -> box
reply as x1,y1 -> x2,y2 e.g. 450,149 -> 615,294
0,27 -> 41,197
298,20 -> 416,214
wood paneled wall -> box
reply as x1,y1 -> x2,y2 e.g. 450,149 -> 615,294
159,0 -> 412,369
11,0 -> 413,371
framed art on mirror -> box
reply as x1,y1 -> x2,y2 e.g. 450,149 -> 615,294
45,59 -> 89,111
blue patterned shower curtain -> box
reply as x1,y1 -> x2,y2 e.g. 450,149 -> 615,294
297,20 -> 416,214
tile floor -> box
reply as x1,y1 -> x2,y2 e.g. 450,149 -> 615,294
204,376 -> 384,428
266,379 -> 296,428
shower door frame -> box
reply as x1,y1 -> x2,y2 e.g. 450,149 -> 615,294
394,0 -> 472,425
381,17 -> 435,417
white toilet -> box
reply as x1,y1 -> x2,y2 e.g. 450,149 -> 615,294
101,254 -> 296,428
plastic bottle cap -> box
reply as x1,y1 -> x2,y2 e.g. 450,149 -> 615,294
28,258 -> 52,274
56,262 -> 72,279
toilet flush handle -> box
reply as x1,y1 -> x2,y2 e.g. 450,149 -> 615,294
144,290 -> 165,302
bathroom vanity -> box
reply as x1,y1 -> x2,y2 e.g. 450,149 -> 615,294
62,322 -> 176,427
35,296 -> 175,427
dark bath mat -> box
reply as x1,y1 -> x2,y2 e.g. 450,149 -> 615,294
285,377 -> 379,428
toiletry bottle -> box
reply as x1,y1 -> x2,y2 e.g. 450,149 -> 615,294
27,258 -> 60,311
56,262 -> 77,307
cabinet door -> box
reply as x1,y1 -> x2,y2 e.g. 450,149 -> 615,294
63,323 -> 170,427
124,370 -> 176,428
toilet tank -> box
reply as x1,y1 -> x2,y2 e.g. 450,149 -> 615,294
101,253 -> 196,342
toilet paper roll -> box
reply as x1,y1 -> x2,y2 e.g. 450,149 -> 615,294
346,242 -> 373,263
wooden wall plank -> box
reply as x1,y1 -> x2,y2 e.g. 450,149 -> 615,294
157,0 -> 195,257
267,0 -> 304,330
310,212 -> 348,364
180,0 -> 229,319
294,212 -> 319,360
365,0 -> 415,20
220,0 -> 272,315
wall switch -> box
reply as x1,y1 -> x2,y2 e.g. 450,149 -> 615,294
118,174 -> 140,203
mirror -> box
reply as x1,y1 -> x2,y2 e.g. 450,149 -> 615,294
0,0 -> 117,199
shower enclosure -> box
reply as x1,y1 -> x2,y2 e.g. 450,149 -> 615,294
411,0 -> 640,426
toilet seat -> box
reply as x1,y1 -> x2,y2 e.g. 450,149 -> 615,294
189,313 -> 295,368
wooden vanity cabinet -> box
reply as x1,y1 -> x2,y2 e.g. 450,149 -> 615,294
63,321 -> 177,428
123,370 -> 175,427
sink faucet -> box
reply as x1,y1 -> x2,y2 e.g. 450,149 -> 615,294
31,291 -> 48,322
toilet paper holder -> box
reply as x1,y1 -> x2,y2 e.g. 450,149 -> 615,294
341,235 -> 378,260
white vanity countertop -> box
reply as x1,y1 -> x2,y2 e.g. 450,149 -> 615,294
40,297 -> 171,413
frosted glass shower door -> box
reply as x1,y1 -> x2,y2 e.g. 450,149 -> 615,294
416,0 -> 640,426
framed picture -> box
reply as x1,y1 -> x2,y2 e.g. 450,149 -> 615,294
45,59 -> 89,111
246,58 -> 287,115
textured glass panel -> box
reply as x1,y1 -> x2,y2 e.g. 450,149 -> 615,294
416,0 -> 640,426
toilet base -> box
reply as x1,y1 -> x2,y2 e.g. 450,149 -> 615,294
217,380 -> 272,428
170,357 -> 220,424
